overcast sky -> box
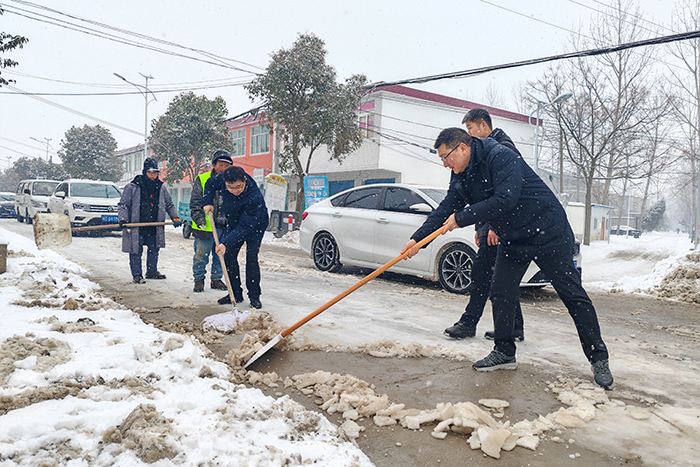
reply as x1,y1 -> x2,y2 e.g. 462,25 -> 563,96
0,0 -> 678,168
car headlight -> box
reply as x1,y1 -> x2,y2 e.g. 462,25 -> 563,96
73,202 -> 89,212
31,200 -> 46,208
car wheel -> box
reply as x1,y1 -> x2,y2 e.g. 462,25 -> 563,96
312,232 -> 342,272
438,243 -> 475,294
182,223 -> 192,239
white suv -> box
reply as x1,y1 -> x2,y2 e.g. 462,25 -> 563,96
15,179 -> 61,224
47,179 -> 122,227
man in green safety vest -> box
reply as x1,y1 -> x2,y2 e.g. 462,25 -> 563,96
189,149 -> 232,292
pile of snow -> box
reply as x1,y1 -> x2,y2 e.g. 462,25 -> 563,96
0,229 -> 371,466
262,230 -> 300,249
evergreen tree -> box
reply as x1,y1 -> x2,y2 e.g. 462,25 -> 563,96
59,125 -> 122,182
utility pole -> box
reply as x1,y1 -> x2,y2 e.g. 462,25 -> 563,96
30,137 -> 52,162
114,72 -> 156,161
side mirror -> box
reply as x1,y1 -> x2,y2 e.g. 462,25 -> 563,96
409,203 -> 433,214
55,191 -> 66,198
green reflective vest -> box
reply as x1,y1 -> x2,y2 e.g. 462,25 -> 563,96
192,171 -> 213,232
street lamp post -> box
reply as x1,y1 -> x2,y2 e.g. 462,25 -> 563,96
30,137 -> 52,162
114,72 -> 156,161
528,91 -> 573,174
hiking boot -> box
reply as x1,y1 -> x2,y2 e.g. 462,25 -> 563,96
591,359 -> 614,389
473,350 -> 518,372
444,322 -> 476,339
485,331 -> 525,342
218,295 -> 231,305
132,275 -> 146,284
211,279 -> 227,290
145,271 -> 166,280
249,297 -> 262,309
193,279 -> 205,293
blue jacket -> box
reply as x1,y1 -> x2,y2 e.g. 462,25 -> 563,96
412,137 -> 573,261
203,172 -> 269,247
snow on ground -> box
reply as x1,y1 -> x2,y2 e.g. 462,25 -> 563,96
0,229 -> 371,467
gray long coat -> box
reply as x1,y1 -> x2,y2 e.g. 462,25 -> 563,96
118,177 -> 178,254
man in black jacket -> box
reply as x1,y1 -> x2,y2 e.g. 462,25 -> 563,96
401,127 -> 613,389
444,108 -> 525,342
203,166 -> 269,309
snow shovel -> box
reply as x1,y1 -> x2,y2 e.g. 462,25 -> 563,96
243,226 -> 446,368
200,213 -> 249,332
33,213 -> 175,250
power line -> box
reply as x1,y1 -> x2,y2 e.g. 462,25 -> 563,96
369,30 -> 700,89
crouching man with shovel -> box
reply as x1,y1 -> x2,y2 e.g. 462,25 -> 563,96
118,157 -> 182,284
203,166 -> 268,309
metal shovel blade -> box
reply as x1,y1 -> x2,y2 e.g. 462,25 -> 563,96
33,213 -> 72,250
244,333 -> 283,369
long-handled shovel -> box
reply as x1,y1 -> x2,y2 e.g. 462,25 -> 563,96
243,226 -> 445,368
33,213 -> 175,249
200,213 -> 249,332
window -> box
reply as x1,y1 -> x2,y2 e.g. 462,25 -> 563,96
250,125 -> 270,155
359,114 -> 374,138
341,187 -> 381,210
34,181 -> 59,196
383,187 -> 427,213
229,128 -> 246,157
70,183 -> 121,198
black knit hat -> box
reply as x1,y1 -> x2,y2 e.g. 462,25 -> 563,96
143,157 -> 160,174
212,149 -> 233,165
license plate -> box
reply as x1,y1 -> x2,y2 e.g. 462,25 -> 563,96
102,215 -> 118,223
573,259 -> 578,268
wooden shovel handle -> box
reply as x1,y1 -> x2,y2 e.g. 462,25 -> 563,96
209,213 -> 237,306
281,226 -> 445,337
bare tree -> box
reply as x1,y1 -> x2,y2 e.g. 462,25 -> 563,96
482,81 -> 506,108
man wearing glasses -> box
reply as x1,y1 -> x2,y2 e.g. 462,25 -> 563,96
203,165 -> 269,309
401,127 -> 613,389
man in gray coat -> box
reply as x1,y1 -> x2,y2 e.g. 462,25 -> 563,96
118,158 -> 181,284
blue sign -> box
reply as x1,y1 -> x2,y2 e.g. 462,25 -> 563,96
304,176 -> 329,208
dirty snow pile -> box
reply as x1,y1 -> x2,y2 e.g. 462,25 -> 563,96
0,229 -> 372,467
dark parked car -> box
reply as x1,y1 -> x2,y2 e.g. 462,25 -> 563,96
610,225 -> 641,237
0,192 -> 16,218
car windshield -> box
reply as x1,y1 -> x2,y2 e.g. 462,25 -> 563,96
0,194 -> 14,202
420,188 -> 447,205
70,183 -> 121,198
33,182 -> 59,196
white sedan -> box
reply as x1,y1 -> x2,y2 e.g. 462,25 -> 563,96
299,183 -> 578,294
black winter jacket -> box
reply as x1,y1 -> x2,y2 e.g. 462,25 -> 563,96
412,137 -> 573,262
203,173 -> 269,248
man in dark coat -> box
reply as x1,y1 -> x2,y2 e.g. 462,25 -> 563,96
203,165 -> 269,309
401,127 -> 613,389
444,108 -> 525,341
118,157 -> 181,284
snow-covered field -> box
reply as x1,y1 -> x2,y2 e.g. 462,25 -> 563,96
2,226 -> 700,466
0,229 -> 371,466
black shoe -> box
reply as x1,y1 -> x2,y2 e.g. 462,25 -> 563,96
145,271 -> 166,280
591,359 -> 614,389
218,295 -> 231,305
193,279 -> 204,293
473,350 -> 518,372
133,275 -> 146,284
249,297 -> 262,309
444,322 -> 476,339
485,331 -> 525,342
211,279 -> 227,290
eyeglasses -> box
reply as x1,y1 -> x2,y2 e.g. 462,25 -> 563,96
226,181 -> 246,192
439,144 -> 460,162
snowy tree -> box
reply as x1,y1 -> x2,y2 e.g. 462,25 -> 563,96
0,157 -> 67,191
58,125 -> 122,182
0,6 -> 28,86
245,33 -> 367,213
148,92 -> 231,184
642,199 -> 666,231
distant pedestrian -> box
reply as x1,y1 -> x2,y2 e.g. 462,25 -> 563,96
118,158 -> 182,284
444,108 -> 525,342
203,166 -> 269,309
189,149 -> 232,293
402,127 -> 613,389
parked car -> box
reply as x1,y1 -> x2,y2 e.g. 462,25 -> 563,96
0,192 -> 17,218
47,179 -> 121,228
14,179 -> 61,224
299,183 -> 582,294
610,225 -> 641,237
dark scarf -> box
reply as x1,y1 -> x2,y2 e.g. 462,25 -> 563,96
135,174 -> 162,235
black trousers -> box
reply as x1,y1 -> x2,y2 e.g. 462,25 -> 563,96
223,237 -> 262,300
490,243 -> 608,363
459,241 -> 523,334
129,231 -> 158,277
